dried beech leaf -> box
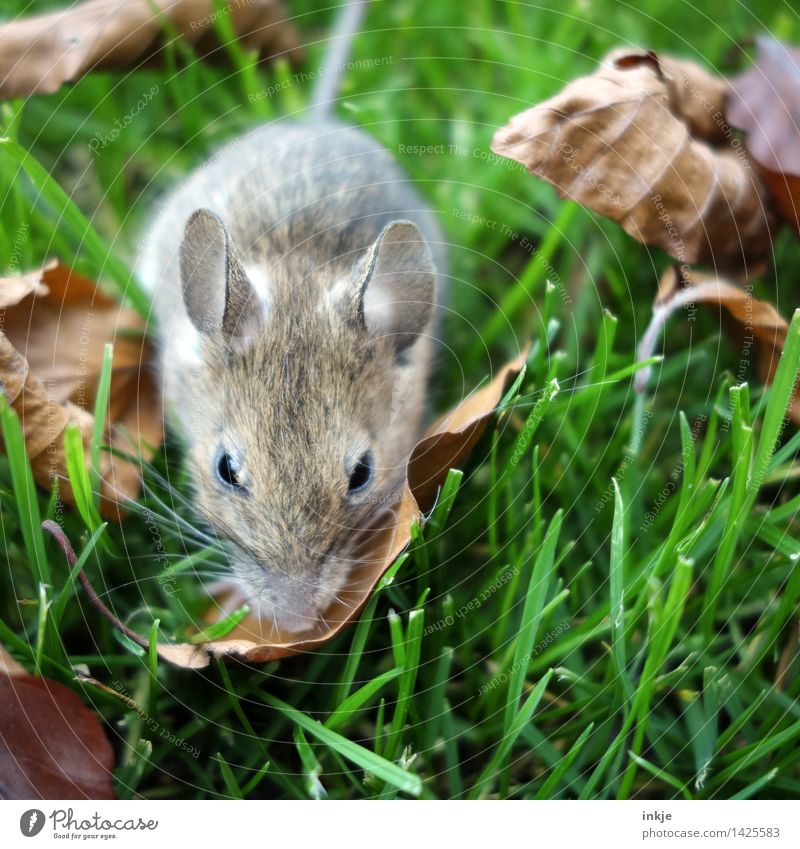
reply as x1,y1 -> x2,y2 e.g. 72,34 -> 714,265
0,260 -> 53,305
0,0 -> 303,100
636,266 -> 797,421
727,36 -> 800,235
78,350 -> 528,668
0,261 -> 163,518
0,645 -> 26,677
492,48 -> 775,268
0,650 -> 116,799
657,54 -> 731,142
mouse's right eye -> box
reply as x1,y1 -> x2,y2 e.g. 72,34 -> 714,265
347,451 -> 374,495
216,449 -> 246,493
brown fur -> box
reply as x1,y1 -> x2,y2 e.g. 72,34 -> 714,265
137,120 -> 445,633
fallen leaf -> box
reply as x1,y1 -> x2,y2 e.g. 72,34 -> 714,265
657,54 -> 731,143
0,0 -> 303,100
492,48 -> 776,268
635,265 -> 797,421
45,350 -> 529,668
0,263 -> 51,305
0,645 -> 26,677
0,261 -> 163,518
727,36 -> 800,235
0,645 -> 116,799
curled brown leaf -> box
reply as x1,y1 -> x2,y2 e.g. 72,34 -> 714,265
635,265 -> 797,422
492,48 -> 775,269
0,261 -> 163,518
0,0 -> 303,100
657,54 -> 730,142
0,645 -> 116,800
727,36 -> 800,235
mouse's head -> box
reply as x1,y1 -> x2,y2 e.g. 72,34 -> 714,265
177,208 -> 438,634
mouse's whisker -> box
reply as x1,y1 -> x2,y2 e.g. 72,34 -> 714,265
136,486 -> 222,549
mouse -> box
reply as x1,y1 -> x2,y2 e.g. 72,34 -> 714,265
136,0 -> 446,635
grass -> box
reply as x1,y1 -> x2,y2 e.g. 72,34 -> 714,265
2,0 -> 800,799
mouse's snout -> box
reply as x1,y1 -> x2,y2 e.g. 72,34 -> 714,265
234,546 -> 349,636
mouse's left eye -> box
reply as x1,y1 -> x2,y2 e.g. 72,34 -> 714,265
216,449 -> 246,493
347,451 -> 374,495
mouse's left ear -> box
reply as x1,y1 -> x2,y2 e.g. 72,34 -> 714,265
354,220 -> 436,354
179,208 -> 262,353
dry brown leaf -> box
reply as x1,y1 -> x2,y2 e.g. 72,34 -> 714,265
0,261 -> 163,518
46,351 -> 529,668
0,645 -> 26,677
492,48 -> 776,268
727,36 -> 800,235
0,644 -> 116,800
635,265 -> 798,422
0,0 -> 303,100
656,54 -> 731,143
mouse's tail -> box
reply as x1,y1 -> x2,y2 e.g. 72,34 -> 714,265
308,0 -> 369,118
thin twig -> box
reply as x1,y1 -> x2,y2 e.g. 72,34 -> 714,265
42,519 -> 149,651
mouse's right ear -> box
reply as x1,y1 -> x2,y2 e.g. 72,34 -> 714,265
353,220 -> 436,355
179,208 -> 261,351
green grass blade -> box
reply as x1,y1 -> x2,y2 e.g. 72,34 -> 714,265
0,137 -> 148,316
535,722 -> 594,799
609,479 -> 630,697
503,510 -> 563,734
90,343 -> 114,508
470,668 -> 554,798
326,668 -> 403,733
0,396 -> 49,585
259,692 -> 422,797
63,423 -> 103,534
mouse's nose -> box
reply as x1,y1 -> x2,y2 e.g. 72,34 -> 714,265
260,567 -> 320,634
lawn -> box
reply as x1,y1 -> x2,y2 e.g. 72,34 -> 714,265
2,0 -> 800,800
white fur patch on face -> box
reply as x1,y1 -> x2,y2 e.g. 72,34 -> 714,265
245,263 -> 272,310
322,275 -> 353,312
133,236 -> 156,293
184,326 -> 203,367
363,282 -> 395,332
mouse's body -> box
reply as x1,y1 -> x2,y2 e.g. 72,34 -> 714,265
137,119 -> 445,633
